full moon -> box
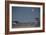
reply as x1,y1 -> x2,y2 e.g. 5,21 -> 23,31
32,9 -> 34,12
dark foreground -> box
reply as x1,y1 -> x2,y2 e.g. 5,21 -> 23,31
12,22 -> 40,28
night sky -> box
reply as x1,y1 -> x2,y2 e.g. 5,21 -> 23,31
12,7 -> 40,23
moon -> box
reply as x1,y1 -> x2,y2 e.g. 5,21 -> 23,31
32,9 -> 34,12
